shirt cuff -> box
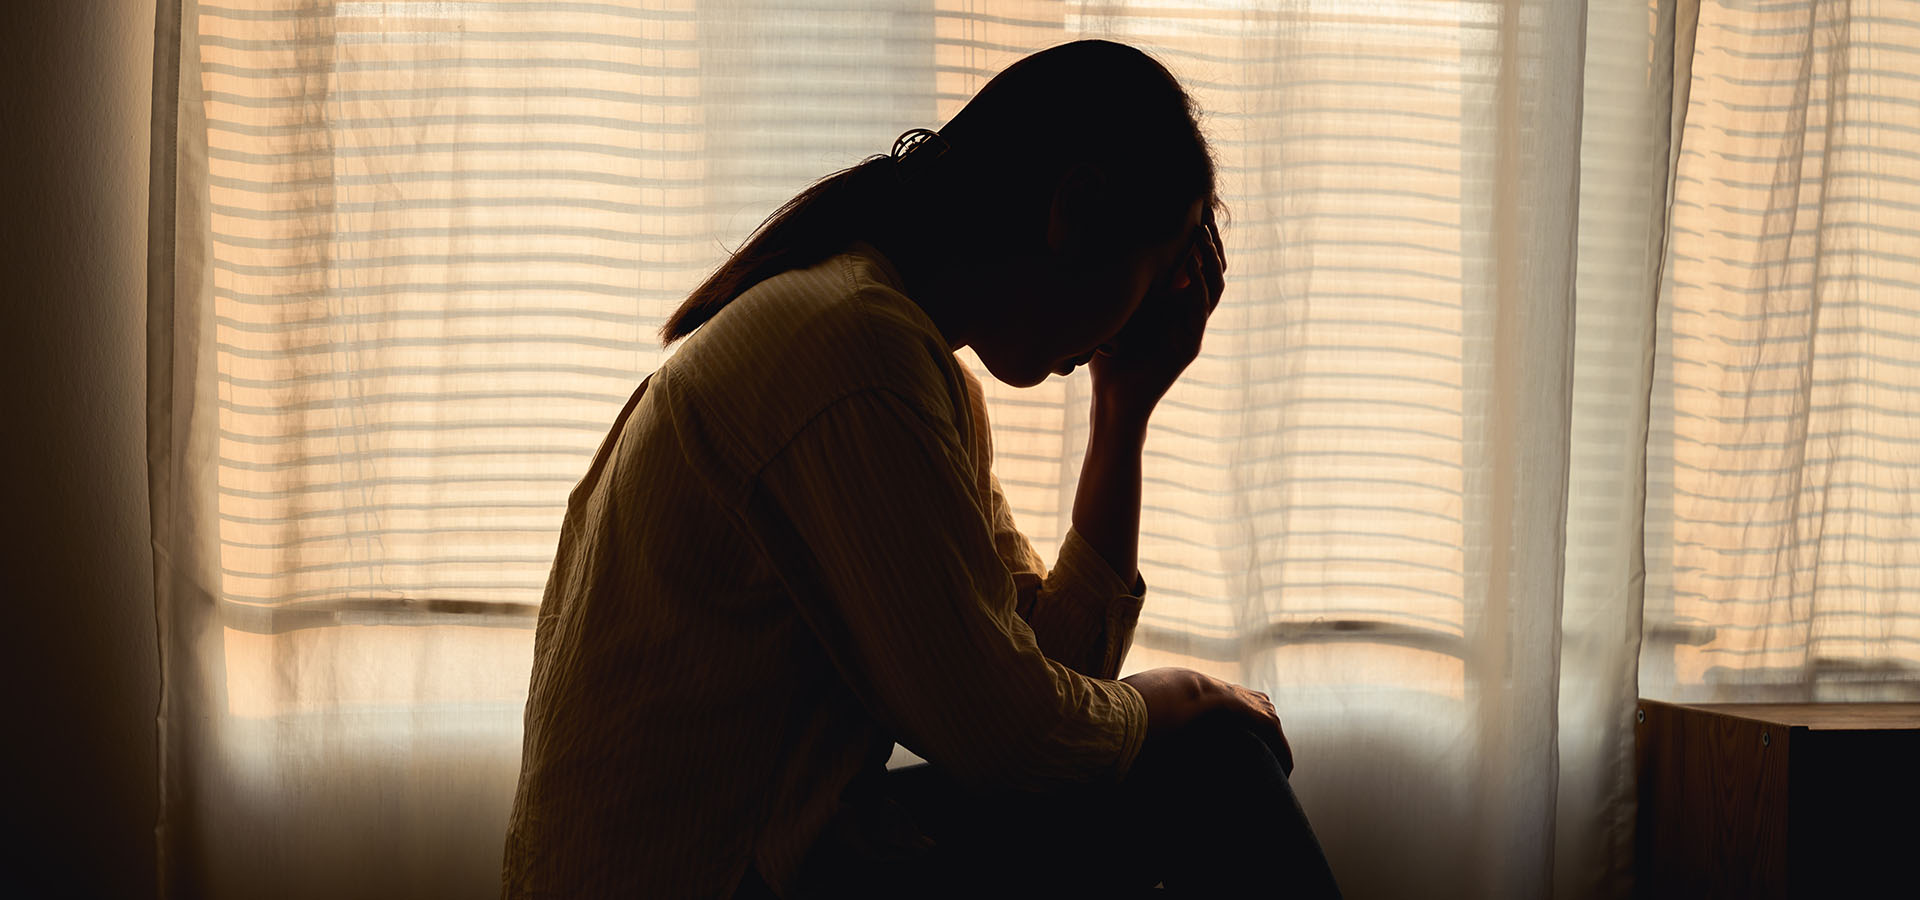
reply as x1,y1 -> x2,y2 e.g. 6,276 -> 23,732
1049,528 -> 1148,680
1055,527 -> 1148,599
1108,678 -> 1151,778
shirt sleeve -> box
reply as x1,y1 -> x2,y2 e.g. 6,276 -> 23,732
956,368 -> 1146,680
748,387 -> 1148,789
1008,515 -> 1147,681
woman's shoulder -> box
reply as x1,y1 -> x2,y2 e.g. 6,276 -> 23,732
661,245 -> 969,466
750,244 -> 939,359
684,245 -> 950,385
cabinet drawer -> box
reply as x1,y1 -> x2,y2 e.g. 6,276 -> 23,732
1633,700 -> 1920,899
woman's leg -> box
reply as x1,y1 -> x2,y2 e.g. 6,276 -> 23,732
819,716 -> 1340,898
1131,716 -> 1342,897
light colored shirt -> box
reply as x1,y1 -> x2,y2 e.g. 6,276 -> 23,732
501,243 -> 1150,899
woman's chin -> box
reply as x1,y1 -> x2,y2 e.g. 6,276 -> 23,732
975,353 -> 1052,389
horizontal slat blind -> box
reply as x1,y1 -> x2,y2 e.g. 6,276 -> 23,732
203,0 -> 942,627
200,1 -> 1575,711
1644,0 -> 1920,699
205,1 -> 706,620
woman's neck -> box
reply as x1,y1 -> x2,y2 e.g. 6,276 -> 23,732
863,227 -> 984,352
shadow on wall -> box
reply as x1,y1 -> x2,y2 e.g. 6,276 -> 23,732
179,709 -> 524,900
0,2 -> 163,898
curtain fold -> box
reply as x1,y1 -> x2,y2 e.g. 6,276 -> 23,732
1553,0 -> 1695,893
146,2 -> 1705,897
150,0 -> 222,894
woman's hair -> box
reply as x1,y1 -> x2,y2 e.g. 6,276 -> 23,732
661,39 -> 1218,345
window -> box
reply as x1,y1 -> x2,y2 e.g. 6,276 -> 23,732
1641,0 -> 1920,700
201,0 -> 1516,719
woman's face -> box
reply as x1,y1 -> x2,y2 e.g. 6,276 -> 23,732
971,198 -> 1207,388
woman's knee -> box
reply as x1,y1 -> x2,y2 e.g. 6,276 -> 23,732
1139,715 -> 1290,785
1131,719 -> 1342,897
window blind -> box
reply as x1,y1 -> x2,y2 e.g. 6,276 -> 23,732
199,0 -> 1594,713
1643,0 -> 1920,700
205,0 -> 709,628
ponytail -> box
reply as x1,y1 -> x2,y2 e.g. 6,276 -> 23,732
660,156 -> 897,345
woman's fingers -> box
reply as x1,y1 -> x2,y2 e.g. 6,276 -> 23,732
1234,684 -> 1293,776
1123,668 -> 1296,777
1205,215 -> 1225,276
1198,227 -> 1226,316
1152,241 -> 1214,345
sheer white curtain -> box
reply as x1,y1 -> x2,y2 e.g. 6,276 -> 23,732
148,1 -> 1693,898
1638,0 -> 1920,704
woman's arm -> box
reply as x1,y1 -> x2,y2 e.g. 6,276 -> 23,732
1069,395 -> 1149,585
1076,214 -> 1226,585
964,368 -> 1141,680
752,387 -> 1148,788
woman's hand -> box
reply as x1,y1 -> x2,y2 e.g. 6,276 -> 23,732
1120,666 -> 1293,776
1088,212 -> 1226,423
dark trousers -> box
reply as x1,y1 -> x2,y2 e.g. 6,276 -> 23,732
740,717 -> 1342,898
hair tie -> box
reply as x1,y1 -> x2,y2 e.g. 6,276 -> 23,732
889,128 -> 949,183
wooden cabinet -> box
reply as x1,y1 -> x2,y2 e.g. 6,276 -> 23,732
1633,700 -> 1920,898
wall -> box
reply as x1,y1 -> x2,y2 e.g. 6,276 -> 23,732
0,3 -> 162,897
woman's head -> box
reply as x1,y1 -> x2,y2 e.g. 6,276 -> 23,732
933,39 -> 1215,256
920,40 -> 1218,386
663,40 -> 1219,386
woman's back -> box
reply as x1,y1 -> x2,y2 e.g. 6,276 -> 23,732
503,245 -> 1118,898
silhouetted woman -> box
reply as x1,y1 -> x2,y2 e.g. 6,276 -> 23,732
503,40 -> 1341,899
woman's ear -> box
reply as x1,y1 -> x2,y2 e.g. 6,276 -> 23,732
1045,164 -> 1108,256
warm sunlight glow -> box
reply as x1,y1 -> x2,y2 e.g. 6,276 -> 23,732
223,624 -> 534,718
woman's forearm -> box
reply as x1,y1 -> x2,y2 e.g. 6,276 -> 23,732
1070,392 -> 1152,584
